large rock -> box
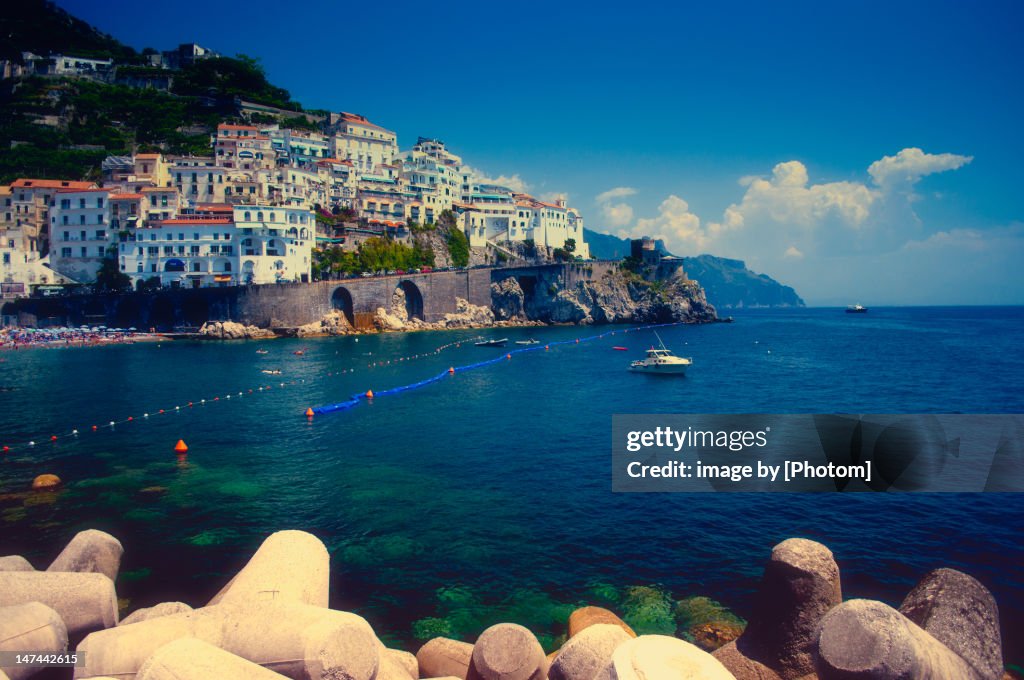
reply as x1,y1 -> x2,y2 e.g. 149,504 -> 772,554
594,635 -> 736,680
899,568 -> 1003,680
0,571 -> 118,636
711,643 -> 781,680
198,321 -> 275,339
567,607 -> 636,639
716,538 -> 840,679
137,637 -> 288,679
386,649 -> 419,679
297,310 -> 351,337
48,529 -> 124,582
119,602 -> 194,626
441,298 -> 495,328
492,278 -> 526,321
0,602 -> 69,680
816,599 -> 976,680
549,623 -> 630,680
75,601 -> 380,680
207,530 -> 329,608
0,556 -> 34,572
466,623 -> 546,680
417,637 -> 473,679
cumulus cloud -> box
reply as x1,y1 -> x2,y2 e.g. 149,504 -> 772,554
596,186 -> 637,203
467,166 -> 529,193
540,191 -> 569,204
867,147 -> 973,190
600,147 -> 995,303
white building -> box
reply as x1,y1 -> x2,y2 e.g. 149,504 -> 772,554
329,112 -> 398,173
119,216 -> 238,288
48,189 -> 114,282
233,205 -> 313,284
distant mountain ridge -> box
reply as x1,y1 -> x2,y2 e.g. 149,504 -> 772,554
583,228 -> 804,308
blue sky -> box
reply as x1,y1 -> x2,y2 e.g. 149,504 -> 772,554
58,0 -> 1024,304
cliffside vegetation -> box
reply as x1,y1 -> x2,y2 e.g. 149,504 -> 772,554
312,237 -> 436,279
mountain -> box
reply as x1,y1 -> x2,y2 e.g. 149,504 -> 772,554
583,228 -> 804,308
0,0 -> 138,62
680,254 -> 804,308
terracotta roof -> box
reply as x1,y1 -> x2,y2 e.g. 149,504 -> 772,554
195,203 -> 233,212
12,179 -> 95,190
56,187 -> 114,194
157,218 -> 233,225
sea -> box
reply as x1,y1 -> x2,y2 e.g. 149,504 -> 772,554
1,306 -> 1022,658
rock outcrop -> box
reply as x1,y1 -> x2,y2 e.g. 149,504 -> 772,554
296,310 -> 352,337
198,321 -> 275,340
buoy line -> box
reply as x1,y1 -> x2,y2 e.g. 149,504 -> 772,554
307,322 -> 684,416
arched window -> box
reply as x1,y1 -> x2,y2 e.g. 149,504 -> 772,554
269,212 -> 276,222
244,211 -> 251,221
257,211 -> 264,222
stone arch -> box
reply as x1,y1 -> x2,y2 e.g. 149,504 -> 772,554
149,296 -> 176,331
182,295 -> 209,327
393,280 -> 423,321
331,286 -> 355,326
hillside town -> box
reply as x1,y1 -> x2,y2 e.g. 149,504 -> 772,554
0,45 -> 590,297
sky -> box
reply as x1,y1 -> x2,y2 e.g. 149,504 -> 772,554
57,0 -> 1024,305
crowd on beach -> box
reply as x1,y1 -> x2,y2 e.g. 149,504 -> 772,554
0,326 -> 155,350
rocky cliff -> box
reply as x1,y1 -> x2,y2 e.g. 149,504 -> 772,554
682,255 -> 805,309
493,268 -> 716,325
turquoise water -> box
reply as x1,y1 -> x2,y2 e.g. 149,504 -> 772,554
1,307 -> 1022,656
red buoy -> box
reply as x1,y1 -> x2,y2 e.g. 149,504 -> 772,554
305,407 -> 314,418
448,366 -> 455,374
174,439 -> 188,454
50,435 -> 57,441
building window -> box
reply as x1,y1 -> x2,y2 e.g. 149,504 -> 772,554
61,247 -> 72,257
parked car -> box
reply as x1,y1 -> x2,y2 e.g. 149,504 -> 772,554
421,266 -> 432,273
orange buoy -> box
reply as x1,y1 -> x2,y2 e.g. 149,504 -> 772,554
506,353 -> 511,359
448,367 -> 455,374
305,407 -> 315,418
174,439 -> 188,454
91,425 -> 98,431
366,389 -> 374,399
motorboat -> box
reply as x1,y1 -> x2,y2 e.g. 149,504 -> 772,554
629,332 -> 691,375
475,338 -> 508,347
514,338 -> 540,345
845,304 -> 868,313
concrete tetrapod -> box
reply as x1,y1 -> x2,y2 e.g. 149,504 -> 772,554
815,599 -> 977,680
714,538 -> 840,680
136,637 -> 290,680
898,568 -> 1003,680
466,623 -> 546,680
0,556 -> 34,572
207,530 -> 330,608
74,601 -> 380,680
549,623 -> 631,680
119,602 -> 194,626
0,602 -> 69,680
385,649 -> 419,679
0,571 -> 118,636
594,635 -> 737,680
567,607 -> 636,639
417,637 -> 474,679
47,529 -> 124,582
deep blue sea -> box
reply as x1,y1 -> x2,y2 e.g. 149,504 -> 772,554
1,307 -> 1022,658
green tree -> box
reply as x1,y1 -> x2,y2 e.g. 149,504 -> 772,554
564,238 -> 576,253
95,257 -> 131,292
446,227 -> 470,268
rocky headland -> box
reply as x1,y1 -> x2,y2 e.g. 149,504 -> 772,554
0,529 -> 1009,680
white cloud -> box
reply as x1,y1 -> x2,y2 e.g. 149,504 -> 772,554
601,202 -> 634,228
867,147 -> 973,190
540,191 -> 569,204
784,245 -> 804,259
617,195 -> 706,249
466,166 -> 529,193
596,186 -> 637,203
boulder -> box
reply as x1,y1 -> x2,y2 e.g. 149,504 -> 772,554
466,623 -> 546,680
594,634 -> 736,680
711,643 -> 782,680
0,556 -> 34,572
74,601 -> 379,680
899,568 -> 1003,680
549,623 -> 630,680
207,530 -> 329,608
717,538 -> 840,679
387,649 -> 419,679
48,529 -> 124,582
119,602 -> 194,626
31,474 -> 61,490
816,599 -> 976,680
137,637 -> 288,679
417,637 -> 473,679
198,321 -> 275,340
0,602 -> 69,680
567,607 -> 636,639
0,571 -> 118,636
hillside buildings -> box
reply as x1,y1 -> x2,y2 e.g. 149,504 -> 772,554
1,110 -> 589,296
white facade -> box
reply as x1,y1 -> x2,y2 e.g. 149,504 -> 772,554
234,205 -> 314,284
330,112 -> 398,173
119,217 -> 238,288
48,189 -> 114,282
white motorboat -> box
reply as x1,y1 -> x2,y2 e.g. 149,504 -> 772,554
629,332 -> 691,375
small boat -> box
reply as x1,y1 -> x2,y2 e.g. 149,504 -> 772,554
846,304 -> 868,314
629,332 -> 691,375
475,338 -> 508,347
255,349 -> 269,355
293,350 -> 305,355
515,338 -> 540,345
613,346 -> 628,351
261,369 -> 282,375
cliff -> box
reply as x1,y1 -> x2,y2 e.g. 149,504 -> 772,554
681,255 -> 804,309
492,267 -> 716,325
